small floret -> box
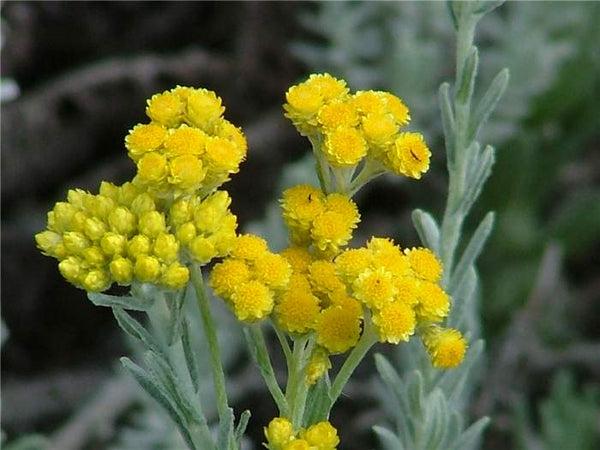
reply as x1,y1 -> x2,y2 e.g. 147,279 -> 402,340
372,301 -> 416,344
230,280 -> 274,322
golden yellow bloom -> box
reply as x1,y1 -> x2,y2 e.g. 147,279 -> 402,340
394,276 -> 420,307
264,417 -> 294,449
308,260 -> 345,297
152,233 -> 180,263
421,326 -> 467,369
281,185 -> 326,244
230,280 -> 274,322
415,281 -> 450,323
361,113 -> 398,147
146,91 -> 184,127
210,258 -> 251,299
304,73 -> 349,102
125,123 -> 167,161
254,253 -> 292,290
275,288 -> 321,334
169,198 -> 192,226
189,236 -> 216,263
284,83 -> 324,133
301,421 -> 340,450
372,301 -> 416,344
334,248 -> 372,285
389,132 -> 431,179
404,247 -> 443,282
324,193 -> 360,227
368,237 -> 412,276
216,120 -> 247,156
164,125 -> 206,157
328,289 -> 363,318
352,267 -> 397,310
317,100 -> 359,129
322,126 -> 367,167
280,246 -> 313,274
381,92 -> 410,126
352,90 -> 387,116
305,348 -> 332,386
316,306 -> 361,354
311,211 -> 354,256
176,222 -> 196,245
230,234 -> 268,262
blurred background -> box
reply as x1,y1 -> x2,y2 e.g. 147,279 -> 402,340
2,2 -> 599,449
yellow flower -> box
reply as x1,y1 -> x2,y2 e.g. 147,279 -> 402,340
189,236 -> 216,263
334,248 -> 372,285
125,123 -> 167,161
185,88 -> 225,130
421,326 -> 467,369
280,246 -> 313,274
62,231 -> 90,255
109,257 -> 134,284
264,417 -> 294,449
230,234 -> 268,262
308,260 -> 345,297
352,91 -> 387,116
328,289 -> 363,318
176,222 -> 196,244
368,237 -> 412,277
311,211 -> 354,256
216,120 -> 248,156
281,185 -> 326,244
35,230 -> 63,257
146,90 -> 184,127
254,253 -> 292,290
372,301 -> 416,344
230,280 -> 274,322
322,126 -> 367,167
305,348 -> 332,386
415,281 -> 450,323
168,155 -> 206,190
169,198 -> 192,226
152,233 -> 180,263
284,83 -> 324,133
361,113 -> 398,147
275,288 -> 321,334
283,439 -> 310,450
128,234 -> 152,258
138,211 -> 167,238
58,256 -> 84,285
352,267 -> 397,310
316,305 -> 361,354
301,421 -> 340,450
317,100 -> 359,130
108,206 -> 137,237
404,247 -> 443,282
304,73 -> 349,102
210,258 -> 251,300
81,268 -> 111,293
324,193 -> 360,228
394,276 -> 420,307
381,92 -> 410,126
136,152 -> 168,184
388,132 -> 431,179
82,246 -> 106,267
164,125 -> 206,157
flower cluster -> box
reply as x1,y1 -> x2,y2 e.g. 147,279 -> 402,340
37,86 -> 245,294
125,86 -> 247,198
280,185 -> 360,258
284,73 -> 430,179
209,234 -> 292,322
35,182 -> 189,292
264,417 -> 340,450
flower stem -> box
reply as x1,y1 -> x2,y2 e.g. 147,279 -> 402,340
329,321 -> 378,407
190,263 -> 229,418
285,335 -> 314,428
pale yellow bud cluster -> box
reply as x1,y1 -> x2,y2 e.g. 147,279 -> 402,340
36,182 -> 189,292
284,73 -> 430,179
169,190 -> 238,264
264,417 -> 340,450
125,86 -> 247,197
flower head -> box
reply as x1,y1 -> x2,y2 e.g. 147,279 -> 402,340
421,325 -> 467,369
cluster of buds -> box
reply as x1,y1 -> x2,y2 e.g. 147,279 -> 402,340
35,182 -> 189,292
284,73 -> 430,179
264,417 -> 340,450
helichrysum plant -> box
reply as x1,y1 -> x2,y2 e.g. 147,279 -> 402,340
35,4 -> 505,444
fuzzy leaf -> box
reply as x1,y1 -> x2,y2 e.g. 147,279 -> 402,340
181,317 -> 201,394
469,68 -> 509,142
407,371 -> 425,419
112,307 -> 163,356
412,209 -> 441,255
373,426 -> 405,450
438,340 -> 484,406
88,292 -> 153,311
460,145 -> 495,215
473,0 -> 505,16
422,389 -> 450,450
374,354 -> 405,406
450,212 -> 494,294
304,375 -> 333,426
167,287 -> 187,345
217,408 -> 235,450
235,410 -> 251,445
451,416 -> 490,450
456,46 -> 479,106
439,82 -> 456,166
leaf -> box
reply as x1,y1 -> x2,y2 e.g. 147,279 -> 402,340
439,82 -> 456,167
412,209 -> 441,255
459,145 -> 495,216
451,416 -> 490,450
181,317 -> 201,394
374,354 -> 405,406
120,357 -> 196,449
88,292 -> 154,311
216,408 -> 235,450
456,46 -> 479,107
234,410 -> 251,445
167,287 -> 187,345
422,389 -> 450,450
438,340 -> 484,406
449,212 -> 495,294
304,375 -> 333,425
373,426 -> 405,450
469,68 -> 509,142
112,307 -> 163,356
446,1 -> 459,31
473,0 -> 505,16
406,371 -> 425,419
